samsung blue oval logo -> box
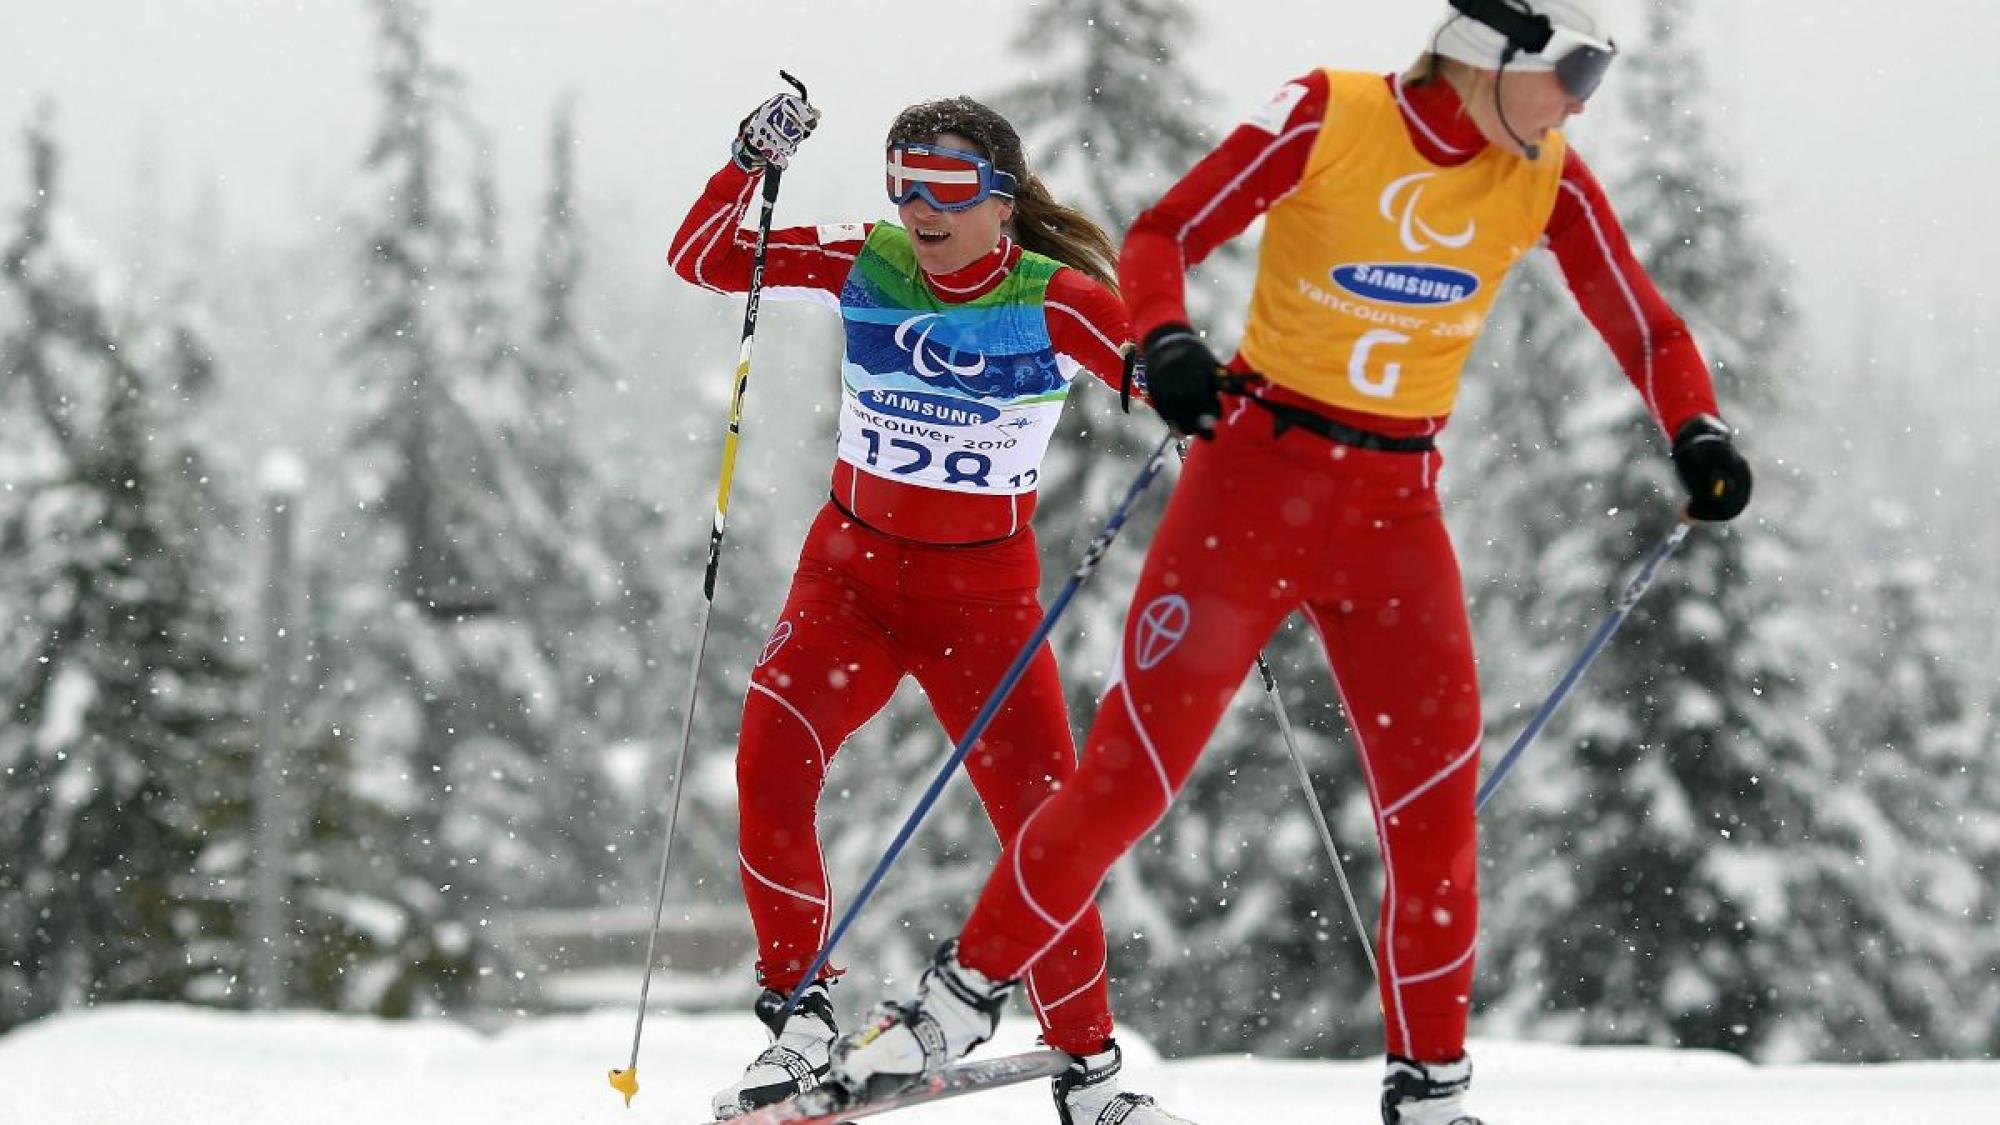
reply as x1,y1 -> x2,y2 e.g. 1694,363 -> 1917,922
859,389 -> 1000,427
1331,263 -> 1481,307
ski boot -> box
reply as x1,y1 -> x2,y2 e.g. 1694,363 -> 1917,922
709,980 -> 839,1120
1054,1038 -> 1198,1124
1381,1054 -> 1484,1125
829,940 -> 1015,1102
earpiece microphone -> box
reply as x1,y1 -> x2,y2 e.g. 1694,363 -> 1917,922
1493,50 -> 1542,160
1503,121 -> 1541,161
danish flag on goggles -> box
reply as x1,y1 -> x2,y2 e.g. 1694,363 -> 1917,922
886,143 -> 1019,212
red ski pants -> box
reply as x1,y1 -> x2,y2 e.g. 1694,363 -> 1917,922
958,404 -> 1485,1061
735,502 -> 1115,1054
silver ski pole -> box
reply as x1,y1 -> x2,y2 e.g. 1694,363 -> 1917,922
1475,514 -> 1694,811
1257,654 -> 1380,982
608,70 -> 809,1108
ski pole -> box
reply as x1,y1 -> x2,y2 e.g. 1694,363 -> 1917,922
772,431 -> 1179,1026
1258,651 -> 1380,982
609,70 -> 809,1109
1474,514 -> 1694,811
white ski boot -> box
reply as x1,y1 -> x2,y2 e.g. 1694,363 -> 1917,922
710,980 -> 839,1120
1381,1054 -> 1485,1125
1054,1039 -> 1198,1124
829,940 -> 1015,1102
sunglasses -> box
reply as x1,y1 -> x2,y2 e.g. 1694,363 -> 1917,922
886,142 -> 1019,212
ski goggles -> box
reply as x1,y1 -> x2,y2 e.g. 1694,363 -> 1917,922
1448,0 -> 1618,101
885,142 -> 1019,212
1542,24 -> 1617,101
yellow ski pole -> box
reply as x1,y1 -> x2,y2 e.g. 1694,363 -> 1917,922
609,70 -> 810,1108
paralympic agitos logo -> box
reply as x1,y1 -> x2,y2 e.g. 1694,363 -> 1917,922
1335,171 -> 1483,307
895,312 -> 988,389
886,312 -> 1063,399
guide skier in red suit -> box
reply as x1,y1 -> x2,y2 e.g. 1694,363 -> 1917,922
828,4 -> 1753,1124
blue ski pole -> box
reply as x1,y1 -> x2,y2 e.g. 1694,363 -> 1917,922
770,432 -> 1178,1025
1475,515 -> 1694,811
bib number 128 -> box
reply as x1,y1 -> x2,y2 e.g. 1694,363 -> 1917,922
860,427 -> 993,487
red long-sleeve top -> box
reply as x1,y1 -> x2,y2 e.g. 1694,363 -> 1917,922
1119,70 -> 1720,439
670,161 -> 1133,544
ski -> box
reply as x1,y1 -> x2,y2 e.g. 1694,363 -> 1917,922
713,1048 -> 1072,1124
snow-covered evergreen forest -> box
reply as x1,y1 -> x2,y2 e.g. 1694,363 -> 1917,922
3,0 -> 1996,1077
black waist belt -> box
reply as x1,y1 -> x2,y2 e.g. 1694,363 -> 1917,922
1247,397 -> 1436,454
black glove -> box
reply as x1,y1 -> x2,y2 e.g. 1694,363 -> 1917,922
1672,415 -> 1753,522
1141,323 -> 1225,440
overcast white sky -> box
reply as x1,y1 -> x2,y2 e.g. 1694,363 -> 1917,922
3,0 -> 1995,376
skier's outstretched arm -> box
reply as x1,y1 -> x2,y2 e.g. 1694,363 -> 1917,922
667,160 -> 866,304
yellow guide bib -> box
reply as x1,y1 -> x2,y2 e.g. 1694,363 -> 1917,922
1238,71 -> 1566,418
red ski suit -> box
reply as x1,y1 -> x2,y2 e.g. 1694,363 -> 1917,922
951,72 -> 1723,1062
669,159 -> 1133,1053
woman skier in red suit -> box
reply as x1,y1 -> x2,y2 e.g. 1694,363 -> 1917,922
829,4 -> 1754,1123
670,88 -> 1193,1125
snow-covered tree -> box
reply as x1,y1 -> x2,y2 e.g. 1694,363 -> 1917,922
0,104 -> 251,1030
996,0 -> 1216,260
1974,684 -> 2000,1053
308,0 -> 552,1013
506,95 -> 705,914
520,96 -> 607,522
1812,526 -> 1989,1058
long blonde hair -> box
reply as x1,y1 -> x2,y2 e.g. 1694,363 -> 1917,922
886,97 -> 1120,292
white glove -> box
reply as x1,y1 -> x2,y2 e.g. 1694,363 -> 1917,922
733,91 -> 820,171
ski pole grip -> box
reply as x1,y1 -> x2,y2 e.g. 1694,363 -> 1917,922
780,69 -> 809,103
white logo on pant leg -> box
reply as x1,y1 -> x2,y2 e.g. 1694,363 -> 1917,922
1133,594 -> 1191,671
1380,172 -> 1475,253
758,619 -> 794,666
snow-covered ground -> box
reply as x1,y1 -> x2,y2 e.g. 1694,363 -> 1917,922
1,1004 -> 1995,1124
